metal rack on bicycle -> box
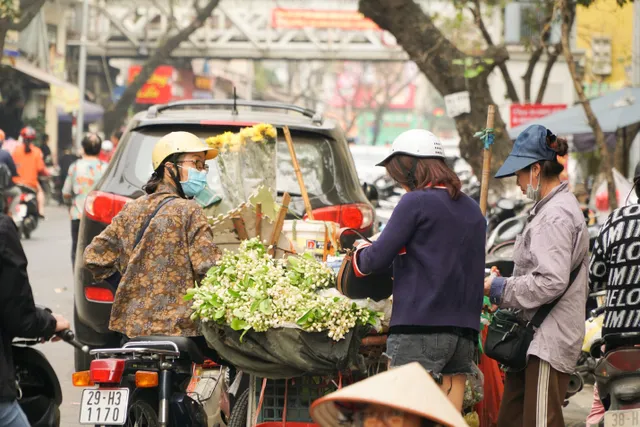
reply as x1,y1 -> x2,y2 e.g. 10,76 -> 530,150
244,333 -> 389,427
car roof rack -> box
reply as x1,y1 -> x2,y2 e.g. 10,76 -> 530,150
146,99 -> 323,124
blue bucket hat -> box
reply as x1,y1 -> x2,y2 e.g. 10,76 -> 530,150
495,124 -> 558,179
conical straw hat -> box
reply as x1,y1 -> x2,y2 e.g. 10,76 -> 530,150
310,363 -> 468,427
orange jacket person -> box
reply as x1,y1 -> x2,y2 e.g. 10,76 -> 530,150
11,127 -> 48,217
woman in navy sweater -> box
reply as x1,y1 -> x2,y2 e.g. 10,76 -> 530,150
354,129 -> 486,411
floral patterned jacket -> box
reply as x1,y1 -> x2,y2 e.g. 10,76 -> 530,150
84,183 -> 221,337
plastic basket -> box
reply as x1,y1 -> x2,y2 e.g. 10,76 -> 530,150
254,376 -> 338,423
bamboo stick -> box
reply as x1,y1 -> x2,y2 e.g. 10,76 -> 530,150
232,216 -> 249,241
255,203 -> 262,241
322,225 -> 330,262
282,126 -> 314,220
268,193 -> 291,256
479,105 -> 496,217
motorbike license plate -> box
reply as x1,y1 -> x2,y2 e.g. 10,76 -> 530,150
605,409 -> 640,427
79,388 -> 129,425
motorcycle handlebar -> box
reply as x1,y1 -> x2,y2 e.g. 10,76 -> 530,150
56,329 -> 90,353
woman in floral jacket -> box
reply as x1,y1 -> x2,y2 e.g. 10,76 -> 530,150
84,131 -> 220,342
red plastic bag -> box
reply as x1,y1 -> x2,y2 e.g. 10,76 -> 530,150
475,326 -> 504,427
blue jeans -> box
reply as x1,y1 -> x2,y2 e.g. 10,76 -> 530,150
386,333 -> 476,380
0,401 -> 30,427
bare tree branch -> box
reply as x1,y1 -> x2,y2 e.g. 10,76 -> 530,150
521,5 -> 555,104
104,0 -> 220,135
535,46 -> 560,104
558,0 -> 616,209
7,0 -> 46,31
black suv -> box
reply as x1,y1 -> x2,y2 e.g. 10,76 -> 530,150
73,100 -> 375,370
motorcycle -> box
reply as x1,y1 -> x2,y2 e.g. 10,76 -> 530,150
72,336 -> 232,427
486,198 -> 526,236
589,308 -> 640,426
9,184 -> 40,239
13,309 -> 89,427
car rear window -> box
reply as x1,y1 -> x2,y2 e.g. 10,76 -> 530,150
123,128 -> 337,201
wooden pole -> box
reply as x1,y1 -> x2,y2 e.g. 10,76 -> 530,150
255,203 -> 262,241
231,216 -> 249,241
269,192 -> 291,256
479,105 -> 496,217
322,225 -> 330,262
283,126 -> 314,220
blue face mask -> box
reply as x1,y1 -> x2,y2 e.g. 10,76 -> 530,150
180,167 -> 208,198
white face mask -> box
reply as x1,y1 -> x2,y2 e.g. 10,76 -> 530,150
526,171 -> 541,201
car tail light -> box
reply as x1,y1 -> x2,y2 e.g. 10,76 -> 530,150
304,204 -> 374,231
90,359 -> 126,384
85,286 -> 115,303
85,191 -> 131,224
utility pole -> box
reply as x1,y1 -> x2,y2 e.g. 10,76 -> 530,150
75,0 -> 90,152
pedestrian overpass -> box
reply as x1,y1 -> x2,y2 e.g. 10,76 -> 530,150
71,0 -> 410,61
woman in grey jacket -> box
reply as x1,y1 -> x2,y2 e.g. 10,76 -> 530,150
484,124 -> 589,427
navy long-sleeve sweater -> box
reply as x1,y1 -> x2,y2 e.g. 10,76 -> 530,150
356,188 -> 485,334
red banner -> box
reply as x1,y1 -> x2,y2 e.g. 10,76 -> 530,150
128,65 -> 174,104
509,104 -> 567,128
272,8 -> 379,30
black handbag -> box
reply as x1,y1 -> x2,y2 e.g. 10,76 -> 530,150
336,229 -> 393,302
484,265 -> 581,371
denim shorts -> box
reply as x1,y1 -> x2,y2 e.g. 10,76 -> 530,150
385,333 -> 476,378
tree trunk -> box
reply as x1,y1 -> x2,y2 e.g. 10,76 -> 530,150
0,26 -> 7,65
359,0 -> 512,179
559,0 -> 617,210
103,0 -> 220,136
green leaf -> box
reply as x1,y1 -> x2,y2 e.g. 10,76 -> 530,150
183,292 -> 195,301
296,309 -> 313,326
230,318 -> 248,331
259,299 -> 273,314
228,289 -> 241,298
214,309 -> 225,320
250,300 -> 261,313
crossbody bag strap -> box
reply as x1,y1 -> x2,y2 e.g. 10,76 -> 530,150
133,196 -> 177,250
530,264 -> 582,328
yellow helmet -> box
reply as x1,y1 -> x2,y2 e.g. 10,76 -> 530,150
151,131 -> 218,170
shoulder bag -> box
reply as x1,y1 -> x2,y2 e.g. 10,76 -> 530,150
336,229 -> 393,302
484,265 -> 581,371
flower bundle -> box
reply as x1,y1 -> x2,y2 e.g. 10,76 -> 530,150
205,124 -> 277,208
205,123 -> 277,152
186,239 -> 380,341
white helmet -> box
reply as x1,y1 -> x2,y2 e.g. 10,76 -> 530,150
376,129 -> 445,166
101,140 -> 114,152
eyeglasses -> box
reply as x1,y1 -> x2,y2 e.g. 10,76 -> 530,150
177,160 -> 209,172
